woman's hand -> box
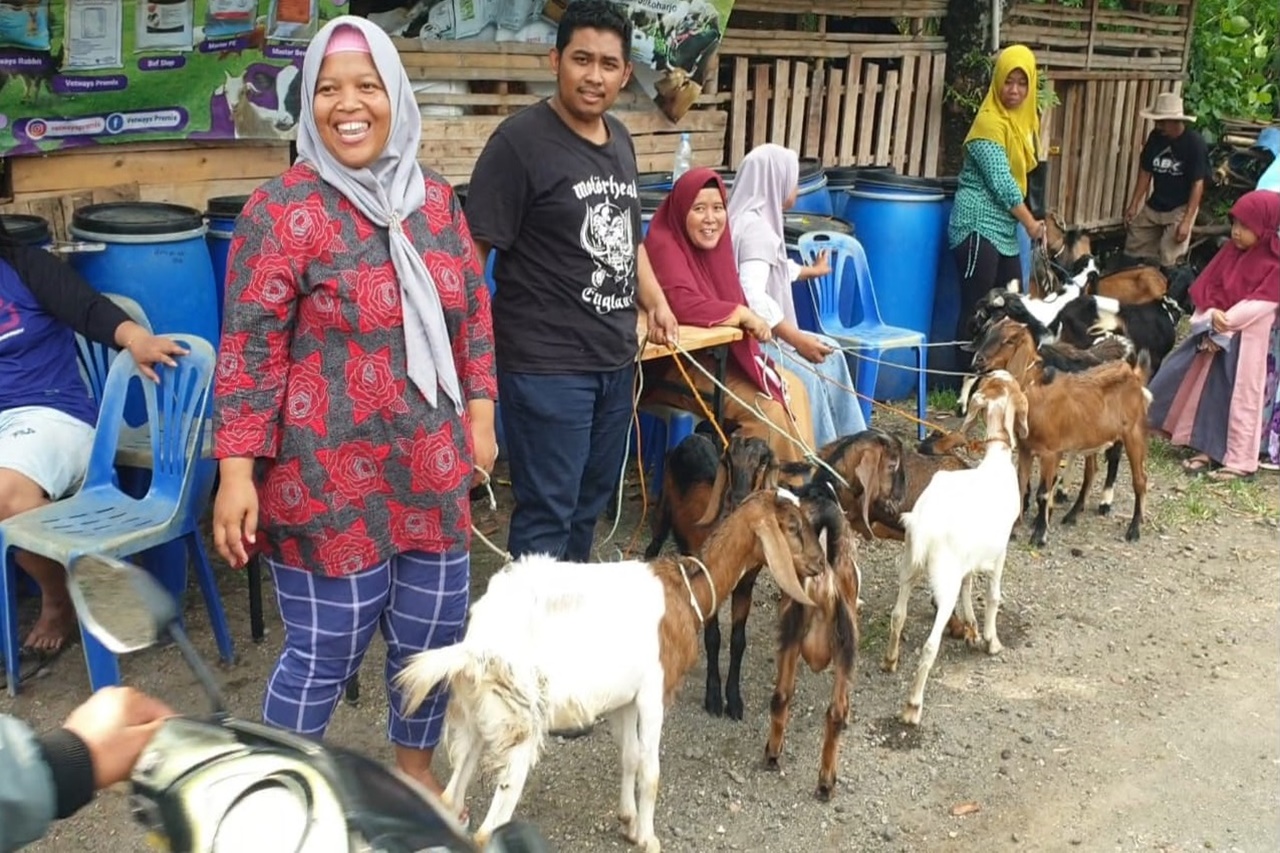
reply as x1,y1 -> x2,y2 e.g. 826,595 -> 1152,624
733,306 -> 772,342
213,460 -> 258,569
801,250 -> 831,280
1210,308 -> 1228,334
468,399 -> 497,488
796,333 -> 834,364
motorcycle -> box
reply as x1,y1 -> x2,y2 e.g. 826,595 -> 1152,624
64,552 -> 552,853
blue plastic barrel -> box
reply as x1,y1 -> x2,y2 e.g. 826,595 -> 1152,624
204,195 -> 249,336
791,158 -> 833,216
843,182 -> 946,400
69,203 -> 218,345
0,213 -> 53,248
783,214 -> 853,335
927,177 -> 962,388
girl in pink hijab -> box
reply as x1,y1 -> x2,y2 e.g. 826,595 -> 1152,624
1149,190 -> 1280,480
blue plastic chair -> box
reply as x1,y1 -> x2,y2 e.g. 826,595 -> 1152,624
796,231 -> 929,439
0,335 -> 234,695
636,406 -> 699,498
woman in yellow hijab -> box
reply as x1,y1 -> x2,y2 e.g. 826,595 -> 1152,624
947,44 -> 1046,346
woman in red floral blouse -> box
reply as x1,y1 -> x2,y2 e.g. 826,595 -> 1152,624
210,16 -> 496,796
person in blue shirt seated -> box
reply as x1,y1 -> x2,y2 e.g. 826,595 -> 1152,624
0,219 -> 186,656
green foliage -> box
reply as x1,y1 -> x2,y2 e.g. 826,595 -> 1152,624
1184,0 -> 1279,136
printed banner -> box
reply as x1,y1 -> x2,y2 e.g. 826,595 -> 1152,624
0,0 -> 324,153
0,0 -> 729,152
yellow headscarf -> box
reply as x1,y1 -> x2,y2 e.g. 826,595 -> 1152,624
964,45 -> 1040,195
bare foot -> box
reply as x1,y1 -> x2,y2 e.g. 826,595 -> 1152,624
23,597 -> 76,653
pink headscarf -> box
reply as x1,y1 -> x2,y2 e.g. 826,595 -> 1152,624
643,168 -> 782,397
1190,190 -> 1280,311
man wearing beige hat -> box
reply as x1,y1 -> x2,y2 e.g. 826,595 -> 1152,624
1123,92 -> 1208,266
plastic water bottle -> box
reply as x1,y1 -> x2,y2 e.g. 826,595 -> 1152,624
672,132 -> 693,181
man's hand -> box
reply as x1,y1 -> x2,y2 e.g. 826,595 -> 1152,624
1124,203 -> 1139,226
62,687 -> 175,789
1174,216 -> 1193,244
646,303 -> 680,347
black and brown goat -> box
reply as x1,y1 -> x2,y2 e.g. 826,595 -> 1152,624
972,318 -> 1152,545
765,482 -> 860,800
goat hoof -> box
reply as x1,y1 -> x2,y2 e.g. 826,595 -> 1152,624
1030,530 -> 1048,548
881,655 -> 898,673
764,753 -> 781,771
703,693 -> 723,717
1061,512 -> 1079,527
987,637 -> 1004,656
726,698 -> 744,721
1097,503 -> 1112,517
1125,525 -> 1141,542
962,623 -> 981,647
1054,488 -> 1070,504
638,836 -> 661,853
900,703 -> 922,726
815,781 -> 835,801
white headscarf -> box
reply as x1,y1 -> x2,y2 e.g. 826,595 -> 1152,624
728,144 -> 800,320
297,15 -> 462,413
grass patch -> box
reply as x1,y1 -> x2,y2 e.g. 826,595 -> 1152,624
926,388 -> 959,414
1147,437 -> 1279,528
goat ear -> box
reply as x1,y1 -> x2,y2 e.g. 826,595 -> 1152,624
696,460 -> 729,526
853,449 -> 880,535
752,514 -> 815,607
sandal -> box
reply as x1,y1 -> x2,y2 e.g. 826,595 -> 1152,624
1207,468 -> 1254,483
1181,454 -> 1213,474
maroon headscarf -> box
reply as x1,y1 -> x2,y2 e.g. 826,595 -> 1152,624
1190,190 -> 1280,312
644,168 -> 781,397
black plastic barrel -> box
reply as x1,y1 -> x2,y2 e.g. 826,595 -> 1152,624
0,213 -> 53,247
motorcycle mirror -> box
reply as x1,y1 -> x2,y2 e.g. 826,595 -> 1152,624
484,820 -> 554,853
67,554 -> 175,653
68,554 -> 228,715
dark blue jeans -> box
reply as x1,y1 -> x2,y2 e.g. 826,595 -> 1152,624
499,366 -> 635,561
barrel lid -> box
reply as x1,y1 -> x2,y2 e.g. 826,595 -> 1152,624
637,171 -> 673,190
783,213 -> 853,243
855,173 -> 944,193
639,189 -> 669,213
798,157 -> 825,183
205,195 -> 251,217
0,213 -> 52,245
72,202 -> 204,236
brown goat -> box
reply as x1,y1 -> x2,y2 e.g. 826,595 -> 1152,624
867,430 -> 972,541
765,484 -> 860,800
972,318 -> 1151,545
643,433 -> 781,720
1090,266 -> 1168,305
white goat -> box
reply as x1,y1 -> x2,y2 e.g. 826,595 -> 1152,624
395,489 -> 828,851
881,370 -> 1028,725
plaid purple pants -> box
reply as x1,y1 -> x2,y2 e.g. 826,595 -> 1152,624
263,550 -> 469,749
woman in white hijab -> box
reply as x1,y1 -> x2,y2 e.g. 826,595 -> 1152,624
729,144 -> 867,445
210,16 -> 497,795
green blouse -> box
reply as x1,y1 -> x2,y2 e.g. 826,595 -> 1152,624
947,139 -> 1025,257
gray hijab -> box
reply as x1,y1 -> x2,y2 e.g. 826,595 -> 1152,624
297,15 -> 462,413
728,144 -> 800,302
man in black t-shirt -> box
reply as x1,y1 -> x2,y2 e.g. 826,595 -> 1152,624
1123,92 -> 1208,267
465,0 -> 679,562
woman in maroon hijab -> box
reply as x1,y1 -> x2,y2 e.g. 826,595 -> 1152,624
641,168 -> 815,462
1149,190 -> 1280,480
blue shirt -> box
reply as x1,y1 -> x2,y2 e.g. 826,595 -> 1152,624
0,248 -> 129,425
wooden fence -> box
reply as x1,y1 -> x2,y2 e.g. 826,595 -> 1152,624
1003,0 -> 1195,73
709,1 -> 949,174
1040,74 -> 1184,229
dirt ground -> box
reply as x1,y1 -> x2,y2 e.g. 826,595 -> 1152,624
4,418 -> 1278,853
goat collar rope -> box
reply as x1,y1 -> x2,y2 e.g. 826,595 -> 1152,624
677,556 -> 716,625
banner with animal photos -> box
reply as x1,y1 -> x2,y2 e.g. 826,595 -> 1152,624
371,0 -> 734,123
0,0 -> 329,153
